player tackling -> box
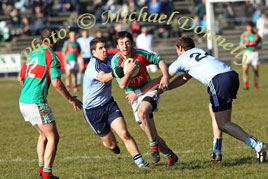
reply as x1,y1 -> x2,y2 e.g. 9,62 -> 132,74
111,31 -> 178,166
82,38 -> 148,168
168,36 -> 267,163
18,29 -> 82,179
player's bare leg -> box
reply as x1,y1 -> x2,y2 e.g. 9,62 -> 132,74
252,65 -> 259,89
37,122 -> 60,179
77,59 -> 84,86
71,71 -> 77,92
209,103 -> 222,161
214,109 -> 267,163
34,125 -> 47,176
137,101 -> 178,166
242,64 -> 249,90
110,117 -> 148,168
101,131 -> 119,154
65,69 -> 71,91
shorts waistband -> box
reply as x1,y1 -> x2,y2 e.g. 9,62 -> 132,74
86,97 -> 114,111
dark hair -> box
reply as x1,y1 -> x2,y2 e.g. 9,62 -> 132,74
176,36 -> 195,51
246,21 -> 254,27
115,31 -> 134,46
90,38 -> 105,54
41,28 -> 58,44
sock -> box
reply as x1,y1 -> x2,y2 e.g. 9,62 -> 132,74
133,153 -> 145,167
244,81 -> 248,88
38,162 -> 44,174
245,135 -> 261,152
42,168 -> 52,179
77,72 -> 83,86
254,81 -> 258,88
213,138 -> 222,154
164,149 -> 175,162
149,141 -> 158,151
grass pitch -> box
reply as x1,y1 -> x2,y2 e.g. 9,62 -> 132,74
0,65 -> 268,179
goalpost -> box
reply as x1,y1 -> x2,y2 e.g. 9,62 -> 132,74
206,0 -> 246,57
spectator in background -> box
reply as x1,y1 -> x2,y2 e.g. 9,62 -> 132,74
128,0 -> 138,13
93,0 -> 104,23
160,0 -> 173,16
77,30 -> 94,86
252,3 -> 262,24
43,0 -> 53,17
256,12 -> 268,38
22,17 -> 32,36
33,6 -> 46,35
131,20 -> 141,37
154,26 -> 169,38
0,21 -> 10,42
107,26 -> 116,48
0,0 -> 2,15
10,8 -> 21,26
224,3 -> 236,25
115,20 -> 130,33
136,27 -> 158,72
194,0 -> 206,25
148,0 -> 161,14
171,16 -> 181,37
96,30 -> 103,38
199,15 -> 207,32
14,0 -> 30,12
58,0 -> 71,12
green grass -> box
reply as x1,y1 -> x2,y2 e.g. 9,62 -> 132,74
1,65 -> 268,179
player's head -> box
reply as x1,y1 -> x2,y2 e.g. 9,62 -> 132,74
115,31 -> 134,58
176,36 -> 195,56
90,38 -> 107,61
69,31 -> 76,41
81,30 -> 88,38
41,28 -> 58,49
246,21 -> 254,33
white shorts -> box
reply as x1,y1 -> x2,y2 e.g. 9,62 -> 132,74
19,103 -> 55,125
65,61 -> 78,71
242,51 -> 260,66
131,90 -> 160,123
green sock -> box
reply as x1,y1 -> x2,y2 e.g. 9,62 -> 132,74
38,162 -> 44,167
149,141 -> 158,146
43,168 -> 52,173
164,149 -> 172,158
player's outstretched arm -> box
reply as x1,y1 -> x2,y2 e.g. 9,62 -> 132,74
96,71 -> 114,83
51,78 -> 83,111
168,73 -> 192,90
158,59 -> 169,89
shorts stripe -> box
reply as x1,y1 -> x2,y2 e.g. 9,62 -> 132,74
83,108 -> 98,135
209,81 -> 219,107
45,104 -> 53,123
36,104 -> 45,124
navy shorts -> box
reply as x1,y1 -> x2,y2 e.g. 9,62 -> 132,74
207,71 -> 239,112
83,98 -> 123,137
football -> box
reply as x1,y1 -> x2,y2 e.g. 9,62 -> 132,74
122,58 -> 141,77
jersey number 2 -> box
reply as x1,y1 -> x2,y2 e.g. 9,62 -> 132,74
190,52 -> 209,62
26,57 -> 39,78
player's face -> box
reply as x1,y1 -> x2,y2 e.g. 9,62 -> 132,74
116,37 -> 132,58
93,42 -> 107,61
246,25 -> 253,32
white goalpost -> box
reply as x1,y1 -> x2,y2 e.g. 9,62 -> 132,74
206,0 -> 246,56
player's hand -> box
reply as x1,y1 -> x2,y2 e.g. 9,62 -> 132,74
112,66 -> 124,78
125,91 -> 138,104
125,58 -> 137,73
69,96 -> 83,112
159,75 -> 169,89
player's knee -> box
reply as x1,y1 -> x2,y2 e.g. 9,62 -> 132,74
120,130 -> 131,141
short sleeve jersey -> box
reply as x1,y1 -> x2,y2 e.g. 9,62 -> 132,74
77,36 -> 94,58
83,56 -> 112,109
19,45 -> 61,104
62,40 -> 81,61
240,32 -> 262,51
111,48 -> 161,92
169,48 -> 233,86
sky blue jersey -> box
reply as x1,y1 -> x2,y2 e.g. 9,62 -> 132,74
77,36 -> 94,58
169,48 -> 233,86
83,56 -> 112,109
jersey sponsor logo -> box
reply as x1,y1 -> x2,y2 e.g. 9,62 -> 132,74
130,75 -> 144,85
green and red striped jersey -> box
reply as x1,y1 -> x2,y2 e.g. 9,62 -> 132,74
19,45 -> 61,104
62,40 -> 81,62
240,32 -> 262,51
111,48 -> 161,92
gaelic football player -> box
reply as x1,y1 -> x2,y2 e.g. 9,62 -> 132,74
62,31 -> 81,92
82,38 -> 148,168
168,36 -> 267,163
111,31 -> 178,166
240,21 -> 262,90
18,29 -> 82,179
